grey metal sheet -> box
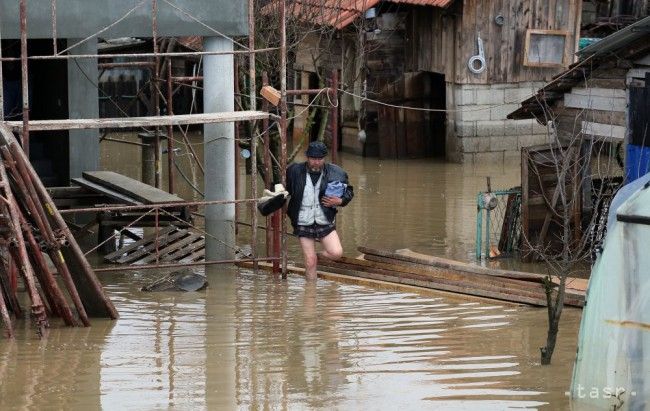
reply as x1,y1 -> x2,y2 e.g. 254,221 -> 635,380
0,0 -> 247,39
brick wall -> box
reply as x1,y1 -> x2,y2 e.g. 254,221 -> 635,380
450,82 -> 551,163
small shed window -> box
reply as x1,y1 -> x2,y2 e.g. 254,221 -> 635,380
523,29 -> 570,67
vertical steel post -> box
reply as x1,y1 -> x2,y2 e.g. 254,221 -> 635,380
249,0 -> 258,271
330,70 -> 339,164
152,0 -> 161,188
476,193 -> 483,260
20,0 -> 30,157
262,72 -> 274,264
279,0 -> 288,278
166,60 -> 175,194
0,12 -> 4,121
234,60 -> 240,235
51,0 -> 58,54
485,205 -> 491,259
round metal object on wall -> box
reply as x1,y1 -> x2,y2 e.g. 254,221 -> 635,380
495,15 -> 505,26
468,55 -> 486,74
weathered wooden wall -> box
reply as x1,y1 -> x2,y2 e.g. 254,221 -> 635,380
456,0 -> 582,84
521,145 -> 582,262
405,6 -> 458,79
552,63 -> 628,144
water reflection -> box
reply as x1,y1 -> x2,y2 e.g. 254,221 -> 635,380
0,268 -> 579,410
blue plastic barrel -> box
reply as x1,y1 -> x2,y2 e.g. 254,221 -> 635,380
625,143 -> 650,182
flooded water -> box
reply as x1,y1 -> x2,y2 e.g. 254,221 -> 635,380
0,134 -> 582,409
0,268 -> 581,410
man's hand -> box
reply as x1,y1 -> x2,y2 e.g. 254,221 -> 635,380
321,196 -> 342,207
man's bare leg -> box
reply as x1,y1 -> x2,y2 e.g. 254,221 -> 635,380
319,230 -> 343,260
299,236 -> 318,281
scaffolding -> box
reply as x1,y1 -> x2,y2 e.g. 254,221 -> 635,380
0,0 -> 306,279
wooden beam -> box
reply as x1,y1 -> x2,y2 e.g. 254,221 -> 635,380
3,111 -> 271,132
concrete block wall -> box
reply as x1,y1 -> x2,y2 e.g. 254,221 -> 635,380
450,81 -> 551,163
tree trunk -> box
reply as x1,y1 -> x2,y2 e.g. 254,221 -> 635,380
541,316 -> 559,365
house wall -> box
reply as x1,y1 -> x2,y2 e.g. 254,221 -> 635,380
551,58 -> 650,146
450,0 -> 582,162
456,0 -> 582,84
452,81 -> 550,163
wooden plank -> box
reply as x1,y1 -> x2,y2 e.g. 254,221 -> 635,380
358,246 -> 587,295
4,111 -> 270,132
179,246 -> 206,263
580,121 -> 626,141
72,177 -> 143,206
116,229 -> 189,264
570,87 -> 626,98
83,171 -> 185,204
138,232 -> 199,264
344,255 -> 548,294
359,246 -> 544,281
160,234 -> 204,262
319,258 -> 583,307
103,225 -> 178,261
165,236 -> 205,262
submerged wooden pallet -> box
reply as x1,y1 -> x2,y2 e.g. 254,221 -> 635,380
104,225 -> 205,265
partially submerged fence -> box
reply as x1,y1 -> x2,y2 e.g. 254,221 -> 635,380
475,188 -> 522,260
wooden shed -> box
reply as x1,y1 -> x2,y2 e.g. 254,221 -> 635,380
509,16 -> 650,261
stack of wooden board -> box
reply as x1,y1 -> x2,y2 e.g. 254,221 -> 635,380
315,247 -> 586,308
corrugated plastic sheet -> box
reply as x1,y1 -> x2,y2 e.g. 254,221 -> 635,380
264,0 -> 454,30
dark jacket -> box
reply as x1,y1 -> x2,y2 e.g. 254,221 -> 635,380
285,162 -> 354,229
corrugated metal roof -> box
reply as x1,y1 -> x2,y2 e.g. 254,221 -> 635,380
264,0 -> 454,30
578,16 -> 650,58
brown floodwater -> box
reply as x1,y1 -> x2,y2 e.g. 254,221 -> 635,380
0,134 -> 582,409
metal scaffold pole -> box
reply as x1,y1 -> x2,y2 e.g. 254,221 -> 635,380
249,0 -> 258,272
20,0 -> 30,157
279,0 -> 288,278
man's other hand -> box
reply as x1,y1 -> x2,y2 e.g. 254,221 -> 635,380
321,196 -> 342,207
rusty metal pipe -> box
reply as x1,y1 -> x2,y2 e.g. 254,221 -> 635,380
0,47 -> 280,62
97,61 -> 155,69
93,256 -> 281,272
8,143 -> 95,324
3,147 -> 87,330
249,0 -> 258,272
59,198 -> 256,214
172,76 -> 203,82
5,140 -> 118,319
0,160 -> 48,335
0,147 -> 56,246
280,0 -> 288,278
20,211 -> 78,326
262,72 -> 273,260
166,59 -> 175,194
330,70 -> 339,164
20,0 -> 30,158
285,88 -> 332,96
0,282 -> 14,338
152,0 -> 162,189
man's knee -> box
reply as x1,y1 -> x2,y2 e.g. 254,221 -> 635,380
327,245 -> 343,260
304,253 -> 318,268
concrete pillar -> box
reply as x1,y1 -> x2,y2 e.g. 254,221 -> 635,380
203,37 -> 235,261
67,39 -> 99,179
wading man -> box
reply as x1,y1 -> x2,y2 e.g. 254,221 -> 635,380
286,141 -> 354,280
